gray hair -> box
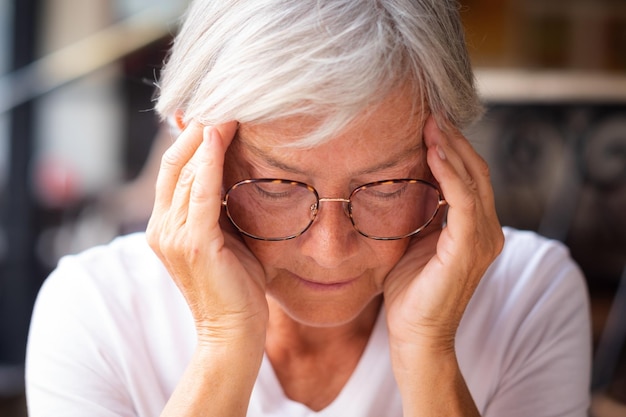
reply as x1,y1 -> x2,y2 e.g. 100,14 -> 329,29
155,0 -> 483,146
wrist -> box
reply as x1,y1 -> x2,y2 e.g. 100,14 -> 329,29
163,329 -> 265,417
193,327 -> 266,381
390,338 -> 457,375
388,323 -> 457,356
194,312 -> 268,350
390,347 -> 479,417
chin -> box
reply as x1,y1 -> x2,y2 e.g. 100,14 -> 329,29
268,292 -> 383,328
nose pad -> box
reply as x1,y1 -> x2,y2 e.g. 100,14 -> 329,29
309,202 -> 318,220
342,201 -> 351,218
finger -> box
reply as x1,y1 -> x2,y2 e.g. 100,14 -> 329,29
445,128 -> 499,220
167,121 -> 240,227
424,117 -> 476,208
152,122 -> 205,213
187,123 -> 238,244
424,122 -> 491,261
424,118 -> 473,188
443,124 -> 495,205
215,121 -> 239,149
424,118 -> 503,263
424,117 -> 494,211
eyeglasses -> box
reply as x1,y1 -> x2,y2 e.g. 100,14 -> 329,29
222,178 -> 446,241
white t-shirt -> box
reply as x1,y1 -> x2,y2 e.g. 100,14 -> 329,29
25,227 -> 591,416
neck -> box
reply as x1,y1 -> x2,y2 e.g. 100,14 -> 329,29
263,296 -> 383,410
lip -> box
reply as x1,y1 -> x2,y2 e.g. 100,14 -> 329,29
294,273 -> 359,291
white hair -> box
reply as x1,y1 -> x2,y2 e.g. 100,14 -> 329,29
155,0 -> 483,146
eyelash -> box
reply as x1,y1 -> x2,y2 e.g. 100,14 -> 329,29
253,183 -> 292,200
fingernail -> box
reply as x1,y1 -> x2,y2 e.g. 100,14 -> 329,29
437,145 -> 446,160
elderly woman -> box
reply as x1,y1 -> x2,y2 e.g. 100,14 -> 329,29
26,0 -> 591,416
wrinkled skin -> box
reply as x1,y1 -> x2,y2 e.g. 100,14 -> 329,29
146,91 -> 504,414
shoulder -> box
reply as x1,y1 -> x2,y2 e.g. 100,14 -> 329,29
29,232 -> 185,340
26,233 -> 192,416
54,231 -> 162,280
466,226 -> 589,336
458,227 -> 591,416
497,226 -> 577,270
39,232 -> 169,302
479,227 -> 586,303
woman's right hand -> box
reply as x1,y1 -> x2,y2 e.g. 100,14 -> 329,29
146,121 -> 268,348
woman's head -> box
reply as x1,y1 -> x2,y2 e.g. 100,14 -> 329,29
155,0 -> 482,146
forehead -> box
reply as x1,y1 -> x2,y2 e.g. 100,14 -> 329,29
234,90 -> 427,177
240,89 -> 423,145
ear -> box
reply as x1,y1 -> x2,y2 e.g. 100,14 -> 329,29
174,110 -> 186,131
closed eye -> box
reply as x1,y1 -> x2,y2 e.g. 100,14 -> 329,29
253,183 -> 293,200
358,183 -> 408,200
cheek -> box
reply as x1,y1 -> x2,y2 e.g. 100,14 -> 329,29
243,239 -> 290,269
370,240 -> 411,272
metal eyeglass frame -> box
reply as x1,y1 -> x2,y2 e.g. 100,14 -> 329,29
222,178 -> 447,241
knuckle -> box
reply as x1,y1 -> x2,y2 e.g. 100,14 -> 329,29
145,215 -> 187,257
145,223 -> 158,246
160,233 -> 188,261
493,227 -> 505,256
178,164 -> 195,186
189,177 -> 209,202
161,146 -> 182,169
189,183 -> 222,215
161,234 -> 179,254
481,224 -> 504,262
459,181 -> 479,208
145,216 -> 163,249
148,228 -> 172,254
476,157 -> 491,179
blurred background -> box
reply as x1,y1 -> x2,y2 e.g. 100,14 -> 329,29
0,0 -> 624,416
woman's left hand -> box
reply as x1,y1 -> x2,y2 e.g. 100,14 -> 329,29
383,115 -> 504,354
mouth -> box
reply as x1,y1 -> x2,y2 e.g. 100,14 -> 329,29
294,274 -> 359,291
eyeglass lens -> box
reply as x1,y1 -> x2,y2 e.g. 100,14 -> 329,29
224,179 -> 442,240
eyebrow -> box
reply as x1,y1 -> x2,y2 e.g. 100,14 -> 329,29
353,140 -> 425,176
239,135 -> 425,177
241,141 -> 307,175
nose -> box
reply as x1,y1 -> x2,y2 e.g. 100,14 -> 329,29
298,198 -> 359,268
